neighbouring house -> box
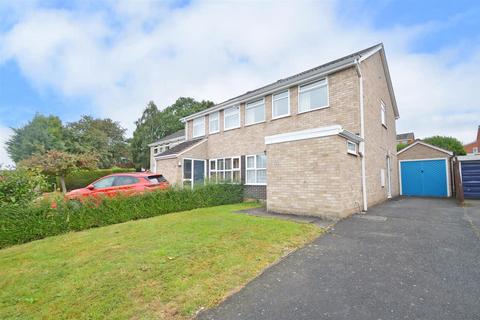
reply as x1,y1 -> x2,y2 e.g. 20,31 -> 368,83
148,129 -> 186,172
152,43 -> 400,219
396,132 -> 415,145
397,140 -> 453,198
463,126 -> 480,155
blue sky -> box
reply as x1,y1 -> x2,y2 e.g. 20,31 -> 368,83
1,0 -> 479,165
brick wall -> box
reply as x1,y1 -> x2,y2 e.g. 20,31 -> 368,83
155,158 -> 180,186
267,135 -> 363,219
361,51 -> 400,206
398,143 -> 450,160
186,67 -> 361,159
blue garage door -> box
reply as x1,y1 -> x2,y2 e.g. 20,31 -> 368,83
461,160 -> 480,199
400,159 -> 448,197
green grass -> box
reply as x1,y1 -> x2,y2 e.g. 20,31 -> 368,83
0,202 -> 323,320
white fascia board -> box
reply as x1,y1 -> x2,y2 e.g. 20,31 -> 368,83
148,136 -> 185,147
457,155 -> 480,161
265,125 -> 343,145
154,154 -> 178,160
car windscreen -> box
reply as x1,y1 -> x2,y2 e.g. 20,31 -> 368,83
146,175 -> 167,184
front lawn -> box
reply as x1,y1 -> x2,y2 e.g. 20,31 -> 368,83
0,202 -> 322,319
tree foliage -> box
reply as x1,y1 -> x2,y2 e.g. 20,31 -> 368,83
65,115 -> 130,168
6,114 -> 66,163
6,114 -> 132,168
423,136 -> 466,155
397,143 -> 408,151
131,98 -> 214,169
0,169 -> 48,206
19,150 -> 98,193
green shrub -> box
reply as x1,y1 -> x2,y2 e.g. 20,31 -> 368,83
60,167 -> 136,191
0,169 -> 48,206
0,183 -> 244,248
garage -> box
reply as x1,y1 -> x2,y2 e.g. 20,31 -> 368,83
459,156 -> 480,199
398,141 -> 452,197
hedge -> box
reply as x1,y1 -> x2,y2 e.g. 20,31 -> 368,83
60,167 -> 136,191
0,183 -> 244,248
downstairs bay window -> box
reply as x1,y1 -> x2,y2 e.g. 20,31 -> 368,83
246,154 -> 267,185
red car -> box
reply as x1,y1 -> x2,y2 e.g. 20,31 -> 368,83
65,172 -> 169,201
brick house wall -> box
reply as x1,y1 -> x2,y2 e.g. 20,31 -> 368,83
361,52 -> 400,206
267,135 -> 362,218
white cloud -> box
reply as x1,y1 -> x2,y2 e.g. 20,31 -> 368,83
0,125 -> 13,168
0,0 -> 478,145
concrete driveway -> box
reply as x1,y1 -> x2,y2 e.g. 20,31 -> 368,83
198,198 -> 480,320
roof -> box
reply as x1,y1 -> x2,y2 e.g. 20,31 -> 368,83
397,140 -> 453,156
396,132 -> 415,140
148,129 -> 185,147
155,138 -> 204,158
181,43 -> 399,122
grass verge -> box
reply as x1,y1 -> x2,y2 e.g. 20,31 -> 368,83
0,202 -> 323,319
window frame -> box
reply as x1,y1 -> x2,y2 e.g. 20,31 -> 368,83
224,106 -> 241,131
153,147 -> 159,154
381,101 -> 387,128
209,156 -> 241,184
473,147 -> 479,154
297,78 -> 329,114
346,140 -> 358,156
245,98 -> 266,126
245,154 -> 267,186
272,90 -> 290,120
182,158 -> 206,189
192,116 -> 206,138
209,111 -> 220,134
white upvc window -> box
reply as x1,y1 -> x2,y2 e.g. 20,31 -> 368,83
209,112 -> 219,134
246,154 -> 267,185
192,117 -> 205,138
346,140 -> 358,155
153,147 -> 159,154
473,147 -> 479,154
381,102 -> 387,127
272,90 -> 290,119
245,99 -> 265,125
224,106 -> 240,130
209,157 -> 240,183
298,78 -> 328,113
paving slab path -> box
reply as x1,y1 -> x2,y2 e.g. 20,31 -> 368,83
198,198 -> 480,320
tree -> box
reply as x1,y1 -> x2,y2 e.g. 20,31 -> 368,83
19,150 -> 98,193
65,115 -> 130,168
397,143 -> 408,152
423,136 -> 466,155
6,114 -> 66,163
131,98 -> 214,169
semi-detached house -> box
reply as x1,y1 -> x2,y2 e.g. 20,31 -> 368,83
152,43 -> 400,219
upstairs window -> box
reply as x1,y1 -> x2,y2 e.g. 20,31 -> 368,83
192,117 -> 205,138
246,154 -> 267,185
298,79 -> 328,113
272,90 -> 290,119
224,106 -> 240,130
245,99 -> 265,125
381,102 -> 387,127
209,112 -> 219,134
